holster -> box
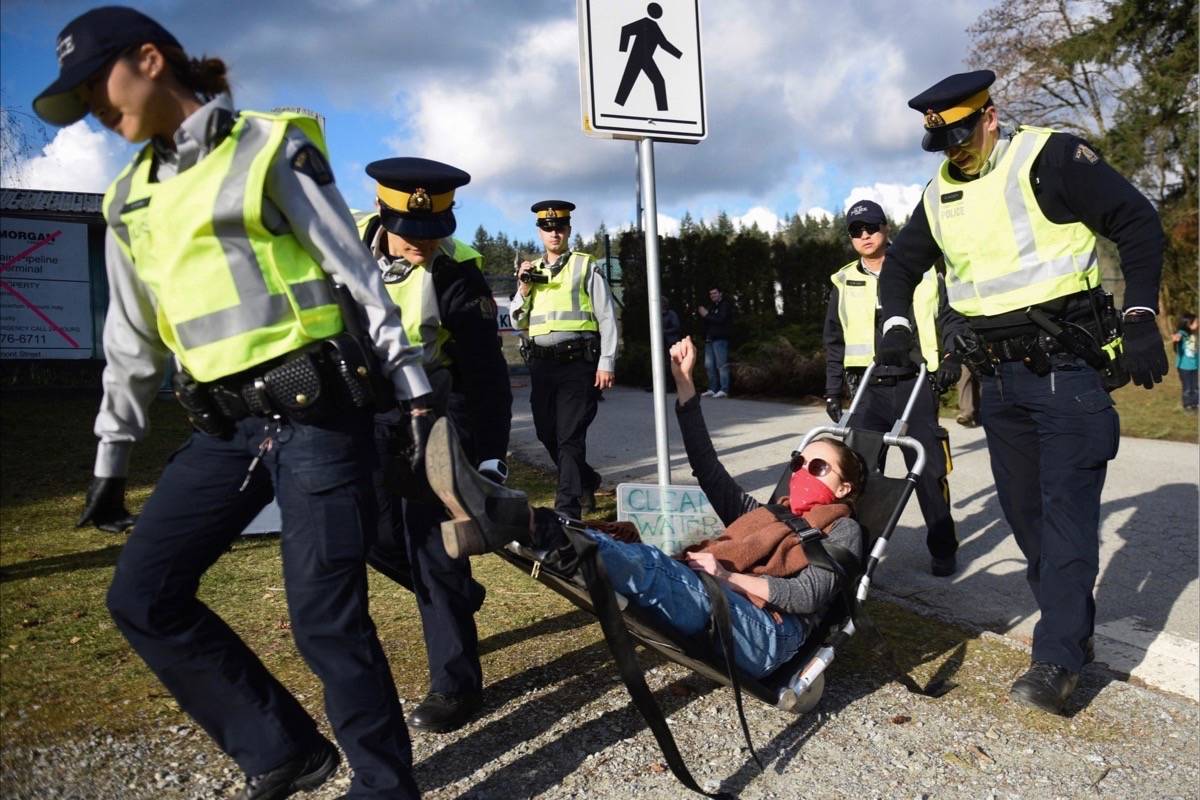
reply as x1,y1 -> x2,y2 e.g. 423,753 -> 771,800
172,370 -> 234,438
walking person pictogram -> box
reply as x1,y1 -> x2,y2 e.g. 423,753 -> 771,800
614,3 -> 682,111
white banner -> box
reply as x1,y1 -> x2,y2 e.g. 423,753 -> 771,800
616,482 -> 724,555
0,218 -> 93,359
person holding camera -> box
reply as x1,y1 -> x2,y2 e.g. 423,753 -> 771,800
822,200 -> 964,577
354,158 -> 512,734
509,200 -> 617,517
49,6 -> 430,797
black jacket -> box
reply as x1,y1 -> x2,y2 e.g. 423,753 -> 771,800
703,297 -> 734,341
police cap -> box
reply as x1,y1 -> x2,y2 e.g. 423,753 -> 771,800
366,157 -> 469,239
845,199 -> 887,228
531,200 -> 575,230
34,6 -> 182,126
907,70 -> 996,152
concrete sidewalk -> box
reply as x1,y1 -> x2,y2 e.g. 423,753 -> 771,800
507,380 -> 1200,702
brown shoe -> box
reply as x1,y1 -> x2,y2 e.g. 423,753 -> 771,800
425,418 -> 532,558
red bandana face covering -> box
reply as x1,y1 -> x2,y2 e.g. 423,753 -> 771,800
788,468 -> 836,515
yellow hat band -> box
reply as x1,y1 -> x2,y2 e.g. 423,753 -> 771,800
376,184 -> 454,214
535,209 -> 571,220
924,89 -> 990,129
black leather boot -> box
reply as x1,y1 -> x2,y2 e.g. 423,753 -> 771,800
1010,661 -> 1079,714
234,738 -> 339,800
426,418 -> 534,558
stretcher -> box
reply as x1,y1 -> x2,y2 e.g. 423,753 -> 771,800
497,363 -> 937,796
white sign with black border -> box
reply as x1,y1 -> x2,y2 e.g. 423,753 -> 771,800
578,0 -> 707,142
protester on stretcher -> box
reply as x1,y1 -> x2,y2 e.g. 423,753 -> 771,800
427,336 -> 865,678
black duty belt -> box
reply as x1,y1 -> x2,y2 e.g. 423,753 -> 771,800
849,369 -> 919,387
985,333 -> 1069,363
173,333 -> 378,436
526,337 -> 598,363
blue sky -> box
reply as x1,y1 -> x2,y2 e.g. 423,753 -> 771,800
1,0 -> 993,240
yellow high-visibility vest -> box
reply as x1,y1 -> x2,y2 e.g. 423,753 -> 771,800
830,261 -> 940,367
526,252 -> 598,337
355,212 -> 483,366
922,126 -> 1098,317
103,111 -> 341,382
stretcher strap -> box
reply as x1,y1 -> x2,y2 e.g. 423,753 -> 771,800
697,571 -> 762,769
569,533 -> 735,799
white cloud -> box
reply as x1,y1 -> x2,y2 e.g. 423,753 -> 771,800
5,121 -> 127,193
842,183 -> 926,225
656,212 -> 681,237
734,206 -> 780,232
804,207 -> 834,223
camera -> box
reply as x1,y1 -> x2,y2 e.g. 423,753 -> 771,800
518,269 -> 549,285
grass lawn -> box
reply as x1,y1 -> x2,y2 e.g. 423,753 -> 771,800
0,387 -> 1159,750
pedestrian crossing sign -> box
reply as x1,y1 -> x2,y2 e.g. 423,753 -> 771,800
577,0 -> 708,142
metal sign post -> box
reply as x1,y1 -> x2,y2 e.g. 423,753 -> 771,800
638,138 -> 671,487
578,0 -> 706,488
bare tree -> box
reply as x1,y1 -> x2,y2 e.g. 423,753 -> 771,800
0,91 -> 51,189
967,0 -> 1122,138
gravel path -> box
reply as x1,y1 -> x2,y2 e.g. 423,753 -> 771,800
5,633 -> 1197,800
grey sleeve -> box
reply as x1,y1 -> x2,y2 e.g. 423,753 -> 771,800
92,231 -> 173,478
588,262 -> 619,372
764,517 -> 864,616
509,291 -> 531,331
264,127 -> 430,400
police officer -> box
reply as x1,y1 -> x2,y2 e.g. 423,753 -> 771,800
354,158 -> 511,733
510,201 -> 618,518
43,7 -> 429,798
823,199 -> 963,576
876,70 -> 1168,714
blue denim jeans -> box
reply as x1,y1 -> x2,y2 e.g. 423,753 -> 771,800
588,533 -> 806,677
704,338 -> 730,393
1179,368 -> 1198,408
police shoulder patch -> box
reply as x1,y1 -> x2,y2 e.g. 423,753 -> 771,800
1073,143 -> 1100,165
477,295 -> 498,320
291,144 -> 334,185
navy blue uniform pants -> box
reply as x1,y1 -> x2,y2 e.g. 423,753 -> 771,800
105,411 -> 419,799
980,356 -> 1119,672
529,356 -> 601,517
369,402 -> 485,697
845,374 -> 958,559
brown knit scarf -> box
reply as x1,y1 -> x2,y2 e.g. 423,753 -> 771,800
677,502 -> 852,612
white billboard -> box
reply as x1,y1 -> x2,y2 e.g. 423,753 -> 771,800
0,217 -> 94,359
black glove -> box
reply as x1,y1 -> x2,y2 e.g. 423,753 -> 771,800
934,353 -> 963,394
876,325 -> 915,368
76,477 -> 137,533
407,395 -> 437,477
824,396 -> 842,423
1122,314 -> 1168,389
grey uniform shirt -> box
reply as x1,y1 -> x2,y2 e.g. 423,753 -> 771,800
93,94 -> 430,477
508,252 -> 619,373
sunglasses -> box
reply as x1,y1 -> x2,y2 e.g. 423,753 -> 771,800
848,222 -> 881,239
789,451 -> 842,480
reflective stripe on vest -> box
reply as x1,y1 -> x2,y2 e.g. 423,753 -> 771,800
527,252 -> 598,336
922,126 -> 1098,317
830,261 -> 940,367
102,111 -> 342,381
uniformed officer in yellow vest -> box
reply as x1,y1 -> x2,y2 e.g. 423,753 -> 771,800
876,70 -> 1168,715
510,201 -> 618,518
39,7 -> 430,797
354,157 -> 512,734
823,200 -> 965,577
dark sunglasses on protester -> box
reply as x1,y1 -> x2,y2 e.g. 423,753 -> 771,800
848,222 -> 881,239
789,451 -> 842,479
